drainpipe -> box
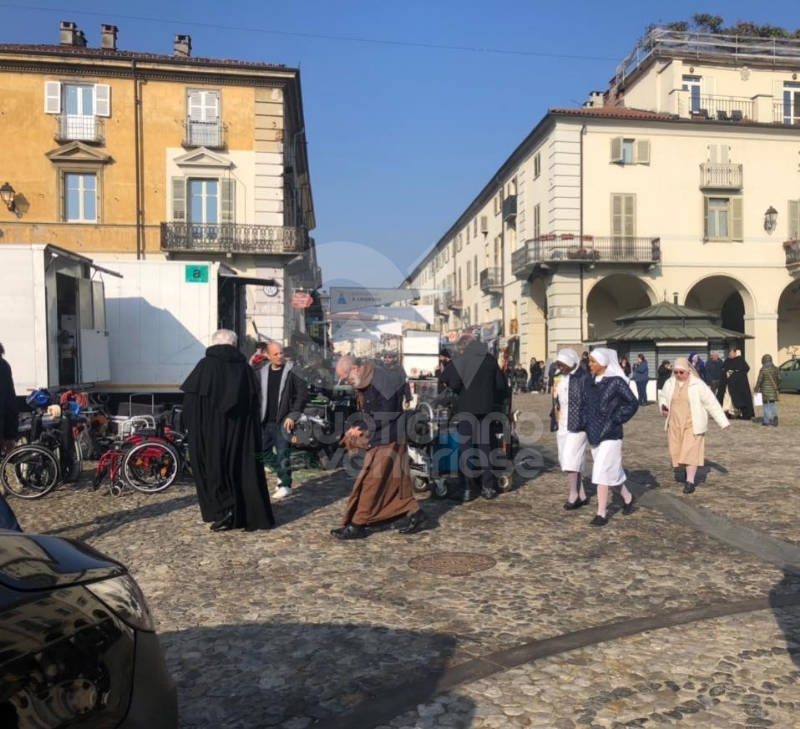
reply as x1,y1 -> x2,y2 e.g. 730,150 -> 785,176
132,60 -> 144,260
579,123 -> 587,342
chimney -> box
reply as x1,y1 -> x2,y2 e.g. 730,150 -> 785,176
673,293 -> 679,305
60,20 -> 87,47
101,24 -> 118,51
174,34 -> 192,58
583,90 -> 605,109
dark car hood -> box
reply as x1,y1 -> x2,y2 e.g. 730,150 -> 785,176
0,531 -> 125,591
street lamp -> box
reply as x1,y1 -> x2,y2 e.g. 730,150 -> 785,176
764,206 -> 778,234
0,182 -> 17,215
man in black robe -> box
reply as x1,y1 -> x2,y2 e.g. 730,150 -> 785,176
723,348 -> 755,420
181,329 -> 275,532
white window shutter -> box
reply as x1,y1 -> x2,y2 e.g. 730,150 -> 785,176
731,197 -> 743,241
624,195 -> 636,237
94,84 -> 111,117
789,199 -> 800,240
205,91 -> 220,122
719,144 -> 729,164
221,179 -> 235,223
172,177 -> 186,221
45,81 -> 61,114
708,144 -> 718,163
610,137 -> 623,163
611,194 -> 623,236
636,139 -> 650,165
188,91 -> 204,121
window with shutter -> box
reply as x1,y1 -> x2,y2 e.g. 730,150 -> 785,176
220,179 -> 235,224
45,81 -> 61,114
466,261 -> 472,289
533,204 -> 540,239
172,177 -> 187,221
534,152 -> 541,179
186,90 -> 222,146
610,137 -> 623,163
473,255 -> 478,285
789,199 -> 800,240
730,197 -> 743,241
94,84 -> 111,117
636,139 -> 650,165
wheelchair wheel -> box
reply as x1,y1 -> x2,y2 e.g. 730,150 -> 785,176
432,479 -> 449,499
497,474 -> 512,493
1,445 -> 60,499
412,476 -> 430,493
122,440 -> 179,493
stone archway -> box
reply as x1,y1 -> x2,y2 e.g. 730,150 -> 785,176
777,280 -> 800,362
684,274 -> 754,339
586,274 -> 656,340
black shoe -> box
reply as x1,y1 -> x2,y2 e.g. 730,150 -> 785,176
448,488 -> 479,503
761,421 -> 771,426
564,497 -> 588,511
210,512 -> 234,532
683,481 -> 696,494
772,418 -> 779,427
398,509 -> 428,535
331,523 -> 367,540
622,494 -> 635,515
589,514 -> 608,527
481,486 -> 498,500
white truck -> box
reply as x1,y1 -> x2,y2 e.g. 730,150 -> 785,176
0,244 -> 113,397
92,258 -> 276,397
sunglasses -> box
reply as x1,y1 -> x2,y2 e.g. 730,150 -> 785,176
673,369 -> 688,374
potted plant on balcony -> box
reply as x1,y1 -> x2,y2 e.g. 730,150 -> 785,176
560,233 -> 575,241
540,233 -> 556,241
581,235 -> 594,243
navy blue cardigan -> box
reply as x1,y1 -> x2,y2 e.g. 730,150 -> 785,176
549,367 -> 590,432
581,375 -> 639,446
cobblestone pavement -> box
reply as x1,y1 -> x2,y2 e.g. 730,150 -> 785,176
10,392 -> 800,728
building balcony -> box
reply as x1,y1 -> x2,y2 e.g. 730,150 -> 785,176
445,292 -> 463,311
502,195 -> 517,223
480,267 -> 503,294
435,297 -> 450,316
183,120 -> 228,148
773,101 -> 800,126
511,235 -> 661,278
700,163 -> 743,189
785,240 -> 800,268
688,95 -> 754,122
161,222 -> 306,255
54,114 -> 105,144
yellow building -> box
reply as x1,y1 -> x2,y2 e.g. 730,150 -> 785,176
0,20 -> 318,344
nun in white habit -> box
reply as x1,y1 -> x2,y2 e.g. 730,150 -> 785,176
551,348 -> 591,509
584,348 -> 640,526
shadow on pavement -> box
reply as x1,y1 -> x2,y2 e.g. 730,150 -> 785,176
770,568 -> 800,671
160,622 -> 476,729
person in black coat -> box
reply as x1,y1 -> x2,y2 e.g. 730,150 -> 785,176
723,348 -> 754,420
582,348 -> 639,527
441,337 -> 510,502
181,330 -> 275,532
656,360 -> 672,391
0,343 -> 22,532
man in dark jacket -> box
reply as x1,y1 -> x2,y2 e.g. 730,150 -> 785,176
0,343 -> 22,531
705,351 -> 724,399
259,341 -> 309,500
441,337 -> 510,501
383,352 -> 412,407
181,330 -> 275,532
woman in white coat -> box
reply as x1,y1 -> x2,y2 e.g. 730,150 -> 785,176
658,357 -> 729,494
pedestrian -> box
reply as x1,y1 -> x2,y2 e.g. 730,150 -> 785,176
620,356 -> 632,378
658,358 -> 729,494
528,359 -> 543,393
383,351 -> 412,408
258,341 -> 310,501
688,352 -> 708,383
656,360 -> 672,392
331,355 -> 427,539
754,354 -> 782,427
513,362 -> 528,393
442,336 -> 510,502
0,342 -> 22,532
547,360 -> 559,393
583,348 -> 639,526
723,349 -> 755,420
632,353 -> 649,405
705,351 -> 724,400
550,349 -> 590,510
435,348 -> 452,394
180,329 -> 275,532
580,351 -> 591,372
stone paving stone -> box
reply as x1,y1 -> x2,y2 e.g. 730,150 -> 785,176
8,394 -> 800,728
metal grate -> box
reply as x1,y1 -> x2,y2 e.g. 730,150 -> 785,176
407,552 -> 496,576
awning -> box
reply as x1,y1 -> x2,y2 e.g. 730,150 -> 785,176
218,272 -> 278,287
44,245 -> 124,278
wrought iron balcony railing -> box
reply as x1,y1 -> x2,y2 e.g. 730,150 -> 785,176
689,95 -> 753,122
182,120 -> 228,148
511,235 -> 661,277
785,240 -> 800,267
480,267 -> 503,293
444,292 -> 463,310
774,100 -> 800,126
700,163 -> 743,189
54,114 -> 105,144
161,222 -> 306,254
502,195 -> 517,222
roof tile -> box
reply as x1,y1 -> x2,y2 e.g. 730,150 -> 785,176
550,106 -> 675,121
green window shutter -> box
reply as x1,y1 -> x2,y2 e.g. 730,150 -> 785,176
731,197 -> 743,241
221,179 -> 235,223
789,199 -> 800,240
172,177 -> 186,221
703,197 -> 709,240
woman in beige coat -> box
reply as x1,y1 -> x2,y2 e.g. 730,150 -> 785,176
658,357 -> 729,494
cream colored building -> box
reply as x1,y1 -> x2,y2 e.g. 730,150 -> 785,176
403,27 -> 800,375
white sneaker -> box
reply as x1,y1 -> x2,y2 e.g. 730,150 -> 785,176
272,486 -> 293,501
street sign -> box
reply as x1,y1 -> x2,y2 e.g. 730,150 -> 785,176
291,292 -> 313,309
185,264 -> 209,283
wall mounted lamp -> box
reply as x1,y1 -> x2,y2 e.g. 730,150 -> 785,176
764,206 -> 778,234
0,182 -> 19,217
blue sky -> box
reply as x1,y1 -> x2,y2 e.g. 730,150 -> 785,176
1,0 -> 793,286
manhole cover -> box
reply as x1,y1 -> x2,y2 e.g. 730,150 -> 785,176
408,552 -> 497,576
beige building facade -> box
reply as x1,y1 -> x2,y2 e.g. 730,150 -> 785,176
403,28 -> 800,375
